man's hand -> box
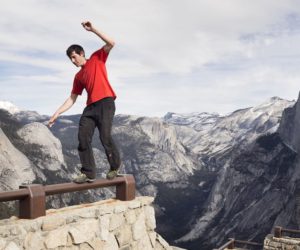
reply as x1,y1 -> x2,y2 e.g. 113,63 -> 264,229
81,21 -> 115,53
81,21 -> 93,32
48,94 -> 78,128
48,113 -> 59,128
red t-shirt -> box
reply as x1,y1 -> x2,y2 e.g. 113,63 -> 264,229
71,47 -> 116,106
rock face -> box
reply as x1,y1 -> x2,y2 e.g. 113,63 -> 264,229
160,97 -> 299,249
0,96 -> 298,250
0,196 -> 177,250
0,128 -> 35,190
165,97 -> 291,157
278,92 -> 300,153
16,122 -> 68,182
176,132 -> 298,249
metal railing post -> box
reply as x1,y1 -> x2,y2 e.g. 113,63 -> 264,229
19,184 -> 46,219
116,175 -> 135,201
274,226 -> 282,238
228,238 -> 235,249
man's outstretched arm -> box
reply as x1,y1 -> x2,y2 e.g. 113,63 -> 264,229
81,21 -> 115,53
48,94 -> 78,127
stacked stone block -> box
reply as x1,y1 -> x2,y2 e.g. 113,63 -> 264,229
0,196 -> 173,250
264,234 -> 300,250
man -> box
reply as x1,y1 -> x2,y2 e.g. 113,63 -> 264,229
48,21 -> 121,183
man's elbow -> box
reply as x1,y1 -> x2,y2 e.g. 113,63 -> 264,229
70,94 -> 78,103
109,41 -> 115,48
103,41 -> 115,53
104,41 -> 115,53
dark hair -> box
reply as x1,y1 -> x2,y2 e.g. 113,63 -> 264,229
66,44 -> 85,58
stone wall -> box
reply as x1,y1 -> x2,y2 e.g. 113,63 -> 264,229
0,196 -> 176,250
264,234 -> 300,250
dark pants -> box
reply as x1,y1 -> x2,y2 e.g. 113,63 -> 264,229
78,97 -> 121,179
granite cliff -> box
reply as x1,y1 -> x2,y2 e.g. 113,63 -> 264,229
0,96 -> 298,249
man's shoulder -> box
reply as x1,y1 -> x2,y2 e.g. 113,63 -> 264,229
74,68 -> 84,81
91,47 -> 104,56
90,47 -> 109,59
75,68 -> 83,76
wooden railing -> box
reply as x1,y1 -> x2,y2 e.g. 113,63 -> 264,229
0,175 -> 135,219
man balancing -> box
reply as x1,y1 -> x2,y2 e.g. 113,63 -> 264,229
48,21 -> 121,183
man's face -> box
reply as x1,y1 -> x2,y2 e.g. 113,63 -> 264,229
69,51 -> 86,67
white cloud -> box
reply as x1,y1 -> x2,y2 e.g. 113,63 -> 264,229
1,0 -> 300,117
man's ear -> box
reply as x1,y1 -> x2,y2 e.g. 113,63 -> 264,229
80,51 -> 85,57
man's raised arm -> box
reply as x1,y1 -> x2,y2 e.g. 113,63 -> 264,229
81,21 -> 115,53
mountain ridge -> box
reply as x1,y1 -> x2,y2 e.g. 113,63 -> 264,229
0,96 -> 297,250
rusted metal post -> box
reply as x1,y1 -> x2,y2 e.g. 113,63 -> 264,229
19,184 -> 46,219
116,175 -> 135,201
274,226 -> 282,238
227,238 -> 235,249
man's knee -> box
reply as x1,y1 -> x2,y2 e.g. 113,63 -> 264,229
100,134 -> 113,147
78,141 -> 89,152
78,132 -> 93,151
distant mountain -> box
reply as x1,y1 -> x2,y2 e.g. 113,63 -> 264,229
0,96 -> 298,250
0,101 -> 21,114
164,111 -> 220,131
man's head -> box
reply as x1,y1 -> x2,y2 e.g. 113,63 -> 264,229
66,44 -> 86,67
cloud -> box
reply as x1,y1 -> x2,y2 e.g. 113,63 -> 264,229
1,0 -> 300,116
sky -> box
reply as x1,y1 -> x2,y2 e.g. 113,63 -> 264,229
1,0 -> 300,117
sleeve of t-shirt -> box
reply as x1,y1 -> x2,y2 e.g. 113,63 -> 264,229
71,75 -> 84,95
91,47 -> 109,63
